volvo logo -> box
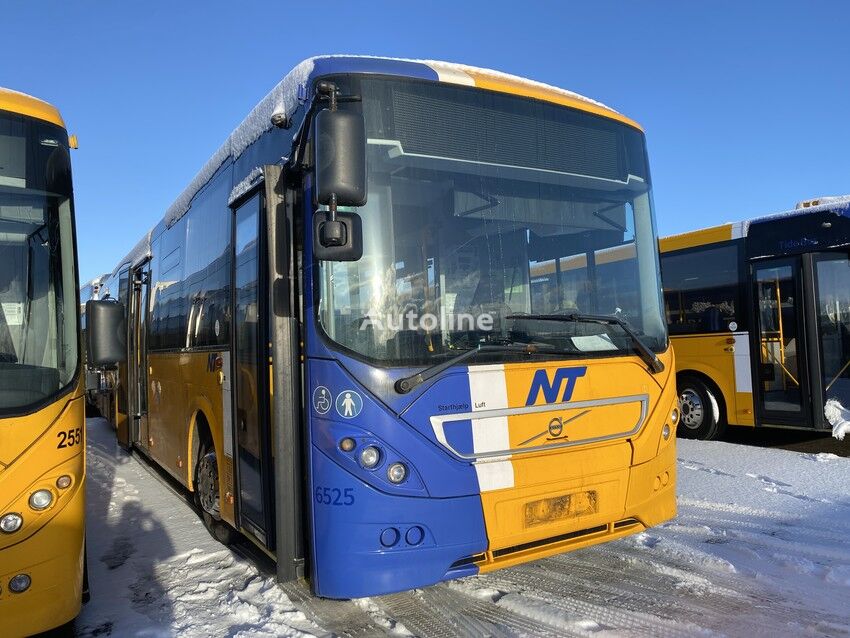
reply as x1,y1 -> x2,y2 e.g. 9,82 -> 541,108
519,409 -> 592,447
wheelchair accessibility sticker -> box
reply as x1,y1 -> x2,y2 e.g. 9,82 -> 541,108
313,386 -> 332,415
336,390 -> 363,418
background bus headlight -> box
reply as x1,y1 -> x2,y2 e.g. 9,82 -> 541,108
387,462 -> 407,484
0,513 -> 23,533
29,489 -> 53,511
359,446 -> 381,468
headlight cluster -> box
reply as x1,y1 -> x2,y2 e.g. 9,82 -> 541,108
338,438 -> 409,484
0,474 -> 72,534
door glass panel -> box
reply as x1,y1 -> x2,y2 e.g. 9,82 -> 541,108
755,264 -> 803,415
816,256 -> 850,408
233,195 -> 266,533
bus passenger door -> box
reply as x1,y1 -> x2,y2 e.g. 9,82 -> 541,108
231,192 -> 274,547
752,258 -> 812,427
129,264 -> 151,448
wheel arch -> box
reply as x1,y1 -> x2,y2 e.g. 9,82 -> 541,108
676,368 -> 728,425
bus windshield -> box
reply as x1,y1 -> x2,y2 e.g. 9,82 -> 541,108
0,111 -> 78,411
318,77 -> 667,367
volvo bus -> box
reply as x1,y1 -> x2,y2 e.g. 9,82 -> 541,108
0,88 -> 85,634
87,55 -> 679,598
660,196 -> 850,440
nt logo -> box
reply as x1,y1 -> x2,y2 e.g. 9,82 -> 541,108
525,367 -> 587,406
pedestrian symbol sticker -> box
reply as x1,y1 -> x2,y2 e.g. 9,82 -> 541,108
336,390 -> 363,418
313,386 -> 332,415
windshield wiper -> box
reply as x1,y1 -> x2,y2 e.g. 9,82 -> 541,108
506,313 -> 664,374
395,342 -> 556,394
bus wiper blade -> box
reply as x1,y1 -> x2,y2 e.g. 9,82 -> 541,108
395,342 -> 554,394
506,313 -> 665,374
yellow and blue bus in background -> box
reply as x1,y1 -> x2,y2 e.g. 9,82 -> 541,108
0,88 -> 86,634
660,196 -> 850,439
86,55 -> 679,598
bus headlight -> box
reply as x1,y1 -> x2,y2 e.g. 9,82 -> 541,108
387,462 -> 407,484
56,475 -> 72,489
29,489 -> 54,511
671,407 -> 680,425
359,446 -> 381,469
0,513 -> 23,533
9,573 -> 31,593
662,424 -> 671,441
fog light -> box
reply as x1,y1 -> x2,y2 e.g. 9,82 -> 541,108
359,446 -> 381,468
0,513 -> 23,533
387,462 -> 407,484
29,489 -> 53,511
339,438 -> 356,452
662,424 -> 671,440
671,407 -> 680,425
56,475 -> 72,489
9,573 -> 31,593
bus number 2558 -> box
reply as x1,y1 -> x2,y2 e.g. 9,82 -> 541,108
314,486 -> 354,506
57,428 -> 82,448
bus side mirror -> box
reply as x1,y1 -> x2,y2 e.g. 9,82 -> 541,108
313,108 -> 366,261
314,109 -> 367,209
86,299 -> 126,367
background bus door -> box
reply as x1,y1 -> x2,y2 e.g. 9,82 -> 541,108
812,252 -> 850,423
128,264 -> 151,448
231,192 -> 275,547
751,258 -> 812,427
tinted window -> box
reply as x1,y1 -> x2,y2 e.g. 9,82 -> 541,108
662,243 -> 743,334
183,174 -> 231,348
149,216 -> 187,350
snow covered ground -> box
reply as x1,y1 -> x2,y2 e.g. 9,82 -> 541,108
75,417 -> 850,637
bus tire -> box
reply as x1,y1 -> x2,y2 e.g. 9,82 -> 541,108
677,375 -> 725,440
194,444 -> 235,545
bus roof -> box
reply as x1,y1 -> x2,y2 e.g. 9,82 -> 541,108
106,55 -> 645,281
161,55 -> 642,230
660,195 -> 850,253
0,87 -> 65,128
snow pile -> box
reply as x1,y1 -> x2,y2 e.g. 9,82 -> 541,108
825,398 -> 850,441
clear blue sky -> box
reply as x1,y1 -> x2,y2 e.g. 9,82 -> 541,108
4,1 -> 849,283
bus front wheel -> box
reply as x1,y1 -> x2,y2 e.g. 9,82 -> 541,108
677,375 -> 726,440
195,446 -> 236,545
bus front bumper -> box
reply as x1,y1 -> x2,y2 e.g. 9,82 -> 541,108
0,483 -> 85,637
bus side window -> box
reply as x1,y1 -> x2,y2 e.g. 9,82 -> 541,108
661,243 -> 742,335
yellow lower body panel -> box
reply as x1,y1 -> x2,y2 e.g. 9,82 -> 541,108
0,484 -> 85,637
477,439 -> 676,572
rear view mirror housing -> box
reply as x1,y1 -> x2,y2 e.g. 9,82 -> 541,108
312,100 -> 367,261
85,299 -> 126,367
313,108 -> 367,208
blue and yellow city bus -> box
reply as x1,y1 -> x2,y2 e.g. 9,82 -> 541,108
88,56 -> 678,598
0,88 -> 86,635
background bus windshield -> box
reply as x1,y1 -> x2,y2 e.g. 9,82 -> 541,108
0,111 -> 77,411
318,77 -> 666,366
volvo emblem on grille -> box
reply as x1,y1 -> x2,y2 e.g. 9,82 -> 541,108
519,409 -> 592,447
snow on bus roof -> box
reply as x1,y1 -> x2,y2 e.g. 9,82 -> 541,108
664,195 -> 850,243
747,194 -> 850,227
162,55 -> 621,230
